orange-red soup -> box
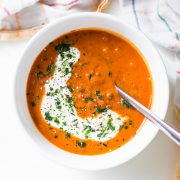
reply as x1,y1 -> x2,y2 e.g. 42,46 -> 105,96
27,29 -> 152,155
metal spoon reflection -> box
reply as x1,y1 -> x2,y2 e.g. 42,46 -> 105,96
115,84 -> 180,146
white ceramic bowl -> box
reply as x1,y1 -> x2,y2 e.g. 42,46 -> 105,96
14,12 -> 169,170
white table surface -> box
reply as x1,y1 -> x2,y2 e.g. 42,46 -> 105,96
0,1 -> 179,180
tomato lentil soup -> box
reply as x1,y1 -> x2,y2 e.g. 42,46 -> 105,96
26,29 -> 152,155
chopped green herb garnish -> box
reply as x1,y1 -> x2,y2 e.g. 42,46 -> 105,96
107,120 -> 115,131
67,86 -> 73,92
37,71 -> 44,78
55,89 -> 60,94
44,112 -> 53,121
55,42 -> 72,53
31,101 -> 36,107
98,95 -> 103,100
97,132 -> 103,138
95,90 -> 103,100
62,122 -> 67,126
46,64 -> 53,72
119,125 -> 124,131
122,99 -> 133,109
84,130 -> 91,138
129,120 -> 133,126
67,53 -> 73,59
97,128 -> 106,138
65,68 -> 69,75
103,143 -> 107,147
54,134 -> 58,139
65,132 -> 71,138
124,126 -> 129,129
65,95 -> 73,104
108,71 -> 112,77
55,103 -> 61,110
76,141 -> 86,148
69,62 -> 73,67
54,117 -> 60,124
46,64 -> 57,74
96,90 -> 100,95
84,97 -> 94,103
89,74 -> 92,80
83,125 -> 94,138
96,106 -> 107,113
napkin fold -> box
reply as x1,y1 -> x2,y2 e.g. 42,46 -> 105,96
0,0 -> 110,39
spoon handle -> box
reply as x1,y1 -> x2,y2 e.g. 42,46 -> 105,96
115,85 -> 180,146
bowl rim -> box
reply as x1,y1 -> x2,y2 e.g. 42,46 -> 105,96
14,12 -> 169,171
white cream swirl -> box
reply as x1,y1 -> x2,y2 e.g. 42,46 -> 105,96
41,46 -> 126,142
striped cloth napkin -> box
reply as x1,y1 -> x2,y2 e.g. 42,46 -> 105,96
0,0 -> 179,120
117,0 -> 180,121
0,0 -> 110,39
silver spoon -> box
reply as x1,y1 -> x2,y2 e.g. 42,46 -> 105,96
115,85 -> 180,146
